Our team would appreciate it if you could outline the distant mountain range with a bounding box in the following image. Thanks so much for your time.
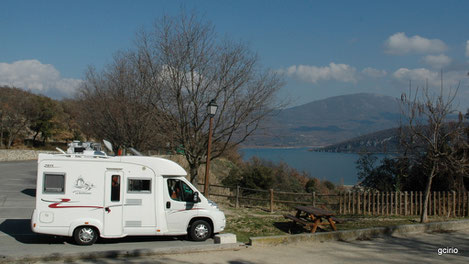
[244,93,402,147]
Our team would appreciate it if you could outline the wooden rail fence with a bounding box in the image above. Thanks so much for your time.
[339,191,469,217]
[204,183,469,217]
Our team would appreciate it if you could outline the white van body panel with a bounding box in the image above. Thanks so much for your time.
[31,153,225,240]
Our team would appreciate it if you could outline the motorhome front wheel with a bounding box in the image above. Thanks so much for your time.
[189,220,212,241]
[74,226,98,245]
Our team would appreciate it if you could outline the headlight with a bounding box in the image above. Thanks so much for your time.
[208,200,219,209]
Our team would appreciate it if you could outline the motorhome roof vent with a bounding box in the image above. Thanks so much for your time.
[66,141,106,156]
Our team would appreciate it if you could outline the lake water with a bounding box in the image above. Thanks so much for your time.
[239,148,362,185]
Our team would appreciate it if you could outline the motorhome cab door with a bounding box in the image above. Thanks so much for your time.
[164,177,197,233]
[103,171,124,237]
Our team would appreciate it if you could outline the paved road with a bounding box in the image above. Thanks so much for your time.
[41,229,469,264]
[0,161,217,260]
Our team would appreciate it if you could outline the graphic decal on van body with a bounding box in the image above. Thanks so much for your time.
[42,198,103,209]
[73,176,95,194]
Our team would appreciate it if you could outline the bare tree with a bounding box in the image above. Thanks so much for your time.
[78,51,167,152]
[400,79,469,223]
[136,12,284,182]
[78,11,283,183]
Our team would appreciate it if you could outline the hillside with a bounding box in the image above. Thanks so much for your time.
[317,127,401,153]
[244,93,401,147]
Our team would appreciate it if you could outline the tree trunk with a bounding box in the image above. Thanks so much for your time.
[189,163,199,184]
[420,164,436,223]
[6,135,13,149]
[32,131,39,142]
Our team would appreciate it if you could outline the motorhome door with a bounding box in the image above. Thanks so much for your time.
[103,171,124,236]
[164,178,197,232]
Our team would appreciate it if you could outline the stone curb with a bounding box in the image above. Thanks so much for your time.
[0,242,245,264]
[249,219,469,247]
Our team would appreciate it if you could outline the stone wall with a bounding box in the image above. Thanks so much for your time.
[0,150,58,162]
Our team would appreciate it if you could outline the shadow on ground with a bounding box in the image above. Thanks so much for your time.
[21,188,36,197]
[0,218,192,245]
[273,221,331,234]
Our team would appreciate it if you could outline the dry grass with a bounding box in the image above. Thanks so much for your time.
[215,200,468,243]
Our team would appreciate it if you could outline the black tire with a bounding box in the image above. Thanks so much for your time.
[73,226,98,245]
[189,220,212,241]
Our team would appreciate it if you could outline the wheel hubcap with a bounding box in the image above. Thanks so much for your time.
[194,224,208,239]
[78,228,94,243]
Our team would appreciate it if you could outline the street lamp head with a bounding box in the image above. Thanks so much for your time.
[207,99,218,117]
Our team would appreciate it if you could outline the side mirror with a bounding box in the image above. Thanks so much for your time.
[193,192,199,203]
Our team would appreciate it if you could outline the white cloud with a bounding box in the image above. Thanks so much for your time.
[393,68,439,85]
[284,63,358,83]
[466,40,469,57]
[362,67,387,78]
[422,54,452,69]
[0,60,82,96]
[393,67,465,87]
[385,32,447,55]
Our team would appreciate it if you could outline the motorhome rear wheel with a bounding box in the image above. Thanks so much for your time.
[74,226,98,245]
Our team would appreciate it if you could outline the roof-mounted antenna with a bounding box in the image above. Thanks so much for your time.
[103,140,113,154]
[129,147,143,156]
[56,147,66,154]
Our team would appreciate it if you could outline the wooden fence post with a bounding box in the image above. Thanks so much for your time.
[339,192,343,215]
[363,192,366,215]
[432,191,436,216]
[410,192,413,215]
[447,191,450,217]
[352,192,356,215]
[313,192,316,207]
[458,192,461,217]
[419,191,423,215]
[347,191,352,214]
[395,192,399,215]
[368,191,371,215]
[235,185,240,208]
[386,192,389,216]
[373,192,376,216]
[357,192,361,215]
[463,192,469,216]
[381,192,385,215]
[465,192,468,217]
[428,191,431,216]
[451,191,456,217]
[444,192,448,216]
[342,192,345,214]
[270,189,274,213]
[344,192,347,214]
[404,192,407,215]
[390,192,394,215]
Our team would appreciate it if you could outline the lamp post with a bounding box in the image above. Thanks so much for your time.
[204,99,218,197]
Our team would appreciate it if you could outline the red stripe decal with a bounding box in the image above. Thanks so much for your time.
[47,198,103,209]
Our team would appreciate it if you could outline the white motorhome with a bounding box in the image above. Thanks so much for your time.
[31,150,226,245]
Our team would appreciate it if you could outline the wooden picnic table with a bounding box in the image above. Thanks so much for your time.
[284,206,340,233]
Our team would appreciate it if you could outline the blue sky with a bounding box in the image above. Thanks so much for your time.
[1,0,469,108]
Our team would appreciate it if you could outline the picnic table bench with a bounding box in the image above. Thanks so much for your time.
[283,206,342,233]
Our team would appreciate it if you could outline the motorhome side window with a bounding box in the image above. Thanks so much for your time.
[111,175,120,202]
[168,179,195,202]
[128,179,151,193]
[43,173,65,193]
